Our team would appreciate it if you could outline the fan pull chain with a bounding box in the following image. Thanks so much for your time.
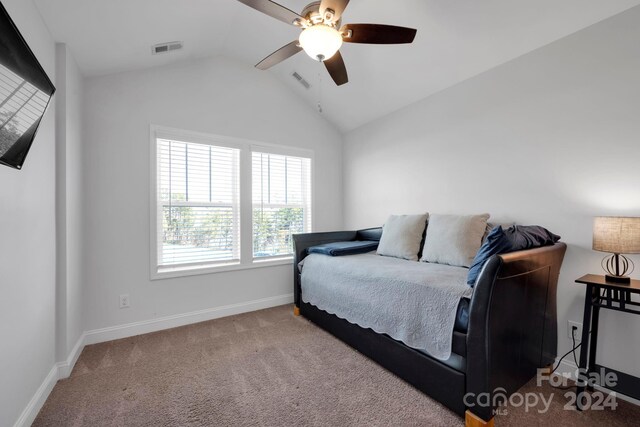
[317,72,323,114]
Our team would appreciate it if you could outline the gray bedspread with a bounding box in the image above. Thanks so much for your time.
[301,252,473,360]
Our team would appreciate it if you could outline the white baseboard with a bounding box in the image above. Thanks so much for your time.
[56,333,87,379]
[553,358,640,406]
[53,294,291,376]
[12,333,86,427]
[12,294,293,427]
[84,293,294,345]
[12,365,58,427]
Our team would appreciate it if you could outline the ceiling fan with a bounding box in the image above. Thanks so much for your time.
[236,0,417,86]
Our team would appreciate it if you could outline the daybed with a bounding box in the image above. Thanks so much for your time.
[293,226,566,426]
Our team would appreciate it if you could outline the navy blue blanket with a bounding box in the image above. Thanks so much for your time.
[467,225,561,287]
[307,240,379,256]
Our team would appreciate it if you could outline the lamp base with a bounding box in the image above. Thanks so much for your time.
[602,253,634,285]
[604,274,631,284]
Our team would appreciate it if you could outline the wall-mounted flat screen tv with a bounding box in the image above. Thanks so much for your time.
[0,1,55,170]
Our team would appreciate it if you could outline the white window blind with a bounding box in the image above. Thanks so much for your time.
[157,138,240,268]
[252,151,311,258]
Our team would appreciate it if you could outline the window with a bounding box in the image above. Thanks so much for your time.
[151,126,313,279]
[252,152,312,259]
[157,138,240,268]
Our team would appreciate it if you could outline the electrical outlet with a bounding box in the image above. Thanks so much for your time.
[119,294,130,309]
[567,320,582,342]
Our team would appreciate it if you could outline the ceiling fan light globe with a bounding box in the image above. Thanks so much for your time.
[299,24,343,62]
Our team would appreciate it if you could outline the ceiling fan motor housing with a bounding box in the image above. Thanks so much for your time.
[300,2,341,28]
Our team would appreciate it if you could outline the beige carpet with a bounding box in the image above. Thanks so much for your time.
[34,305,638,426]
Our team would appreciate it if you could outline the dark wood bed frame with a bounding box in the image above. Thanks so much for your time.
[293,228,566,427]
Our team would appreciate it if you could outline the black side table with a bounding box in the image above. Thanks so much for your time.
[575,274,640,410]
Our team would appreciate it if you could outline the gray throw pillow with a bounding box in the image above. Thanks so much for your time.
[421,213,490,267]
[377,214,429,261]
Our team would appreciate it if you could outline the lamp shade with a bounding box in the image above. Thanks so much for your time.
[593,216,640,254]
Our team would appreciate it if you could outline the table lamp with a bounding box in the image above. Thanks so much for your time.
[593,216,640,284]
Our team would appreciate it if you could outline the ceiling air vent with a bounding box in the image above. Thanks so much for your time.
[152,41,183,55]
[292,71,311,89]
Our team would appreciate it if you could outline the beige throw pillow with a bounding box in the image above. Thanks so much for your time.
[421,213,490,267]
[377,214,429,261]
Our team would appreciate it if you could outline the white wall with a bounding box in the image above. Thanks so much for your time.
[55,43,85,362]
[343,7,640,376]
[82,55,343,331]
[0,1,57,425]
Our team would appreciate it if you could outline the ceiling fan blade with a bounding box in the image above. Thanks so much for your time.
[319,0,350,22]
[341,24,417,44]
[324,51,348,86]
[236,0,304,26]
[255,41,302,70]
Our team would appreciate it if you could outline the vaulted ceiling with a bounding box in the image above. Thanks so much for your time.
[34,0,640,132]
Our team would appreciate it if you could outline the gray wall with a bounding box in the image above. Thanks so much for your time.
[343,7,640,376]
[0,5,85,425]
[81,55,343,331]
[0,1,57,425]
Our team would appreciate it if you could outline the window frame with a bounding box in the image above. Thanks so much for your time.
[149,125,314,280]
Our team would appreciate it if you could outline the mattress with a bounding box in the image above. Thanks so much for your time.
[300,252,473,360]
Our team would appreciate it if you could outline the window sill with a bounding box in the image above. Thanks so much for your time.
[151,258,293,281]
